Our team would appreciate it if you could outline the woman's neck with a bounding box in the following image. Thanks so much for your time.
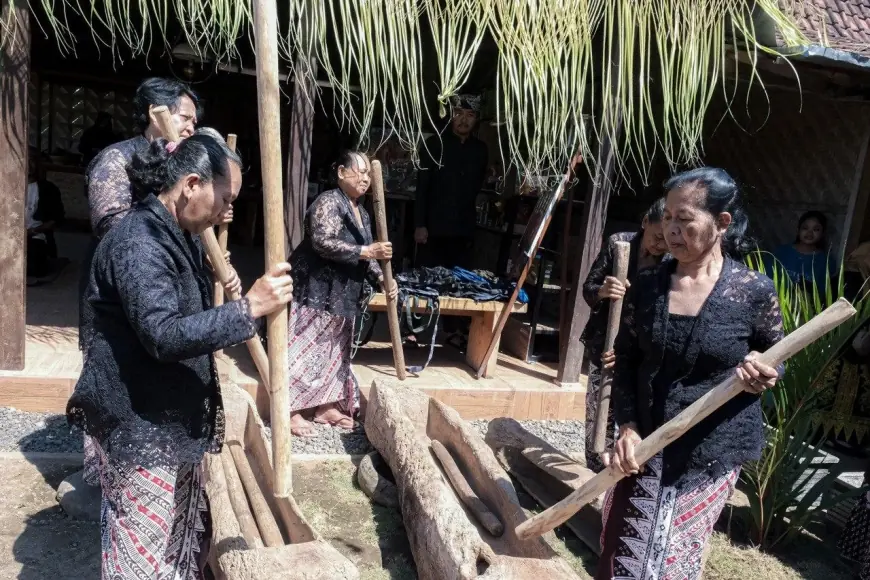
[793,242,819,254]
[340,187,360,206]
[675,246,724,279]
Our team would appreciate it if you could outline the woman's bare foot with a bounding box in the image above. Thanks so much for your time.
[291,412,316,437]
[313,404,355,430]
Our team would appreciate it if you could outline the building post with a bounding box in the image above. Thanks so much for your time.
[284,56,317,254]
[0,1,30,370]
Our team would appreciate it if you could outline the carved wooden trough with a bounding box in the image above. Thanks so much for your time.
[365,380,581,579]
[204,383,358,580]
[484,418,603,555]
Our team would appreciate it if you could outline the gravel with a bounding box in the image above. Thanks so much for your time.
[0,408,83,453]
[0,406,586,457]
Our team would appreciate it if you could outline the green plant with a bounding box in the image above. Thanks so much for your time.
[741,252,870,550]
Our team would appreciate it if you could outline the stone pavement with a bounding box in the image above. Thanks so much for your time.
[0,455,99,579]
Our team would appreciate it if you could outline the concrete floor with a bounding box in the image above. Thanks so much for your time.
[0,456,99,579]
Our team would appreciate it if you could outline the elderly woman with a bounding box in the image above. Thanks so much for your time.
[67,133,292,579]
[599,168,784,580]
[288,150,396,437]
[580,197,668,472]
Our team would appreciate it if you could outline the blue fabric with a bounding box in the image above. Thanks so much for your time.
[451,267,529,304]
[766,244,835,288]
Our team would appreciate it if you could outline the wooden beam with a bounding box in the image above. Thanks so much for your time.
[845,128,870,255]
[0,2,29,370]
[555,134,619,386]
[284,52,317,253]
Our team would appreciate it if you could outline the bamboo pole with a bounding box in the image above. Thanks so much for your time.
[369,160,406,380]
[592,241,631,454]
[515,297,857,540]
[213,134,238,314]
[229,443,285,547]
[253,0,292,497]
[431,440,503,536]
[149,108,271,389]
[220,447,264,548]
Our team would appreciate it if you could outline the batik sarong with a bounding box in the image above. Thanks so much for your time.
[93,442,211,580]
[596,454,739,580]
[839,490,870,580]
[287,303,359,415]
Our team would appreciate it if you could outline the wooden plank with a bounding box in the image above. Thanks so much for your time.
[368,293,527,314]
[0,1,29,370]
[466,310,500,377]
[556,134,619,385]
[846,127,870,254]
[284,51,317,253]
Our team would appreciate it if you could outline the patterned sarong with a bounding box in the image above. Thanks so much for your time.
[596,454,738,580]
[287,303,359,415]
[93,442,210,580]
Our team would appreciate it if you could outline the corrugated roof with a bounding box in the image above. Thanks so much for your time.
[782,0,870,55]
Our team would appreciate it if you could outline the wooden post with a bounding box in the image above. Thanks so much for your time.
[845,128,870,255]
[285,53,317,253]
[253,0,293,497]
[370,160,407,380]
[556,133,619,386]
[517,298,857,540]
[0,2,29,370]
[591,240,630,454]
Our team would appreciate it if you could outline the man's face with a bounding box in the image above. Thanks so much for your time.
[451,108,477,137]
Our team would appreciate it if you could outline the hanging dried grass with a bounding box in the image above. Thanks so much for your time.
[0,0,841,177]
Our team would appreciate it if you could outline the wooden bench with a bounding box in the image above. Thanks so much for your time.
[367,294,528,377]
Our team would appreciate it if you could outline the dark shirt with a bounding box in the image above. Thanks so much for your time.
[414,131,488,238]
[86,135,148,238]
[68,194,258,467]
[290,189,383,319]
[613,257,784,486]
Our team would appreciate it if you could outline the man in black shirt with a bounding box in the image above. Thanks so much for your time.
[414,94,489,269]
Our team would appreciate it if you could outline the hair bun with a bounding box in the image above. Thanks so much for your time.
[127,139,172,201]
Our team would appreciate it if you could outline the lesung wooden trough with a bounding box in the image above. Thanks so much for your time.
[204,383,358,580]
[365,380,581,580]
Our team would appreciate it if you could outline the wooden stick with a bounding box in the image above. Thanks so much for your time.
[221,446,264,548]
[150,108,272,389]
[213,134,238,312]
[475,174,571,378]
[253,0,293,497]
[592,240,631,454]
[369,160,407,380]
[229,442,285,547]
[515,297,857,540]
[431,440,504,537]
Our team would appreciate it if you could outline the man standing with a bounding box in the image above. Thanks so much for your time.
[78,112,120,168]
[414,94,489,269]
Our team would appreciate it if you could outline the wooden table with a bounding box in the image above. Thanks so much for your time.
[368,294,528,378]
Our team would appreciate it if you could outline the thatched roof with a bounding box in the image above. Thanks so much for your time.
[1,1,863,177]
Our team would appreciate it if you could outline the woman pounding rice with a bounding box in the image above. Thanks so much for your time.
[67,133,292,579]
[580,197,668,472]
[599,167,784,580]
[288,150,397,437]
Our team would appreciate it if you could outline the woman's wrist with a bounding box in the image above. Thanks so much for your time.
[360,245,371,260]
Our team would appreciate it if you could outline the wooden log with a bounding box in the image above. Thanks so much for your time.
[430,439,504,537]
[369,160,406,380]
[149,108,272,390]
[516,297,858,540]
[592,240,630,454]
[0,2,29,370]
[229,442,285,547]
[221,447,264,548]
[253,0,293,497]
